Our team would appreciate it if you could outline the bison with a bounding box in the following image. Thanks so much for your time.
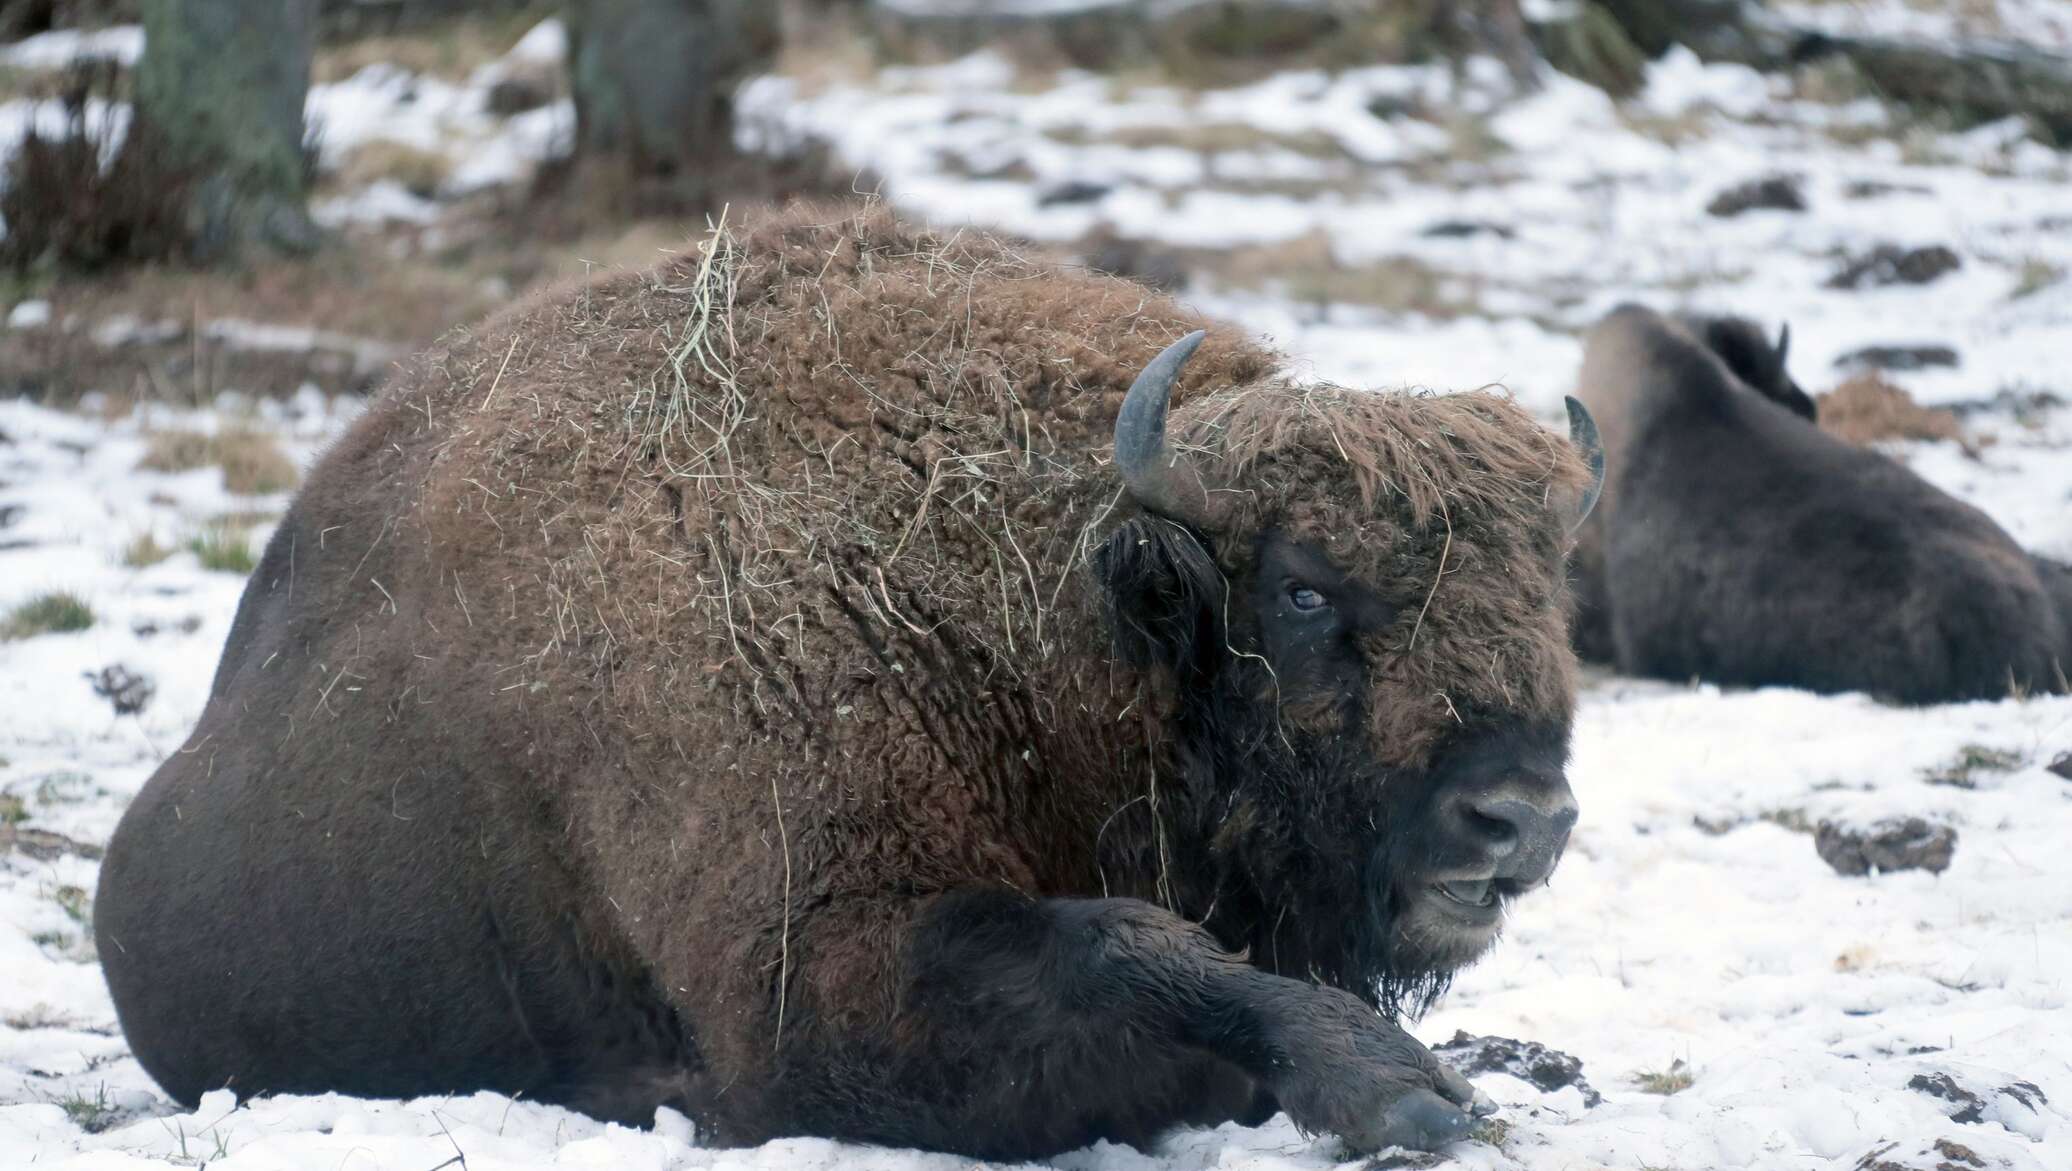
[96,204,1602,1159]
[1570,302,2067,702]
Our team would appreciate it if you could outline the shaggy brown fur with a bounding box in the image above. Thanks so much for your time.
[97,203,1590,1159]
[1570,304,2065,702]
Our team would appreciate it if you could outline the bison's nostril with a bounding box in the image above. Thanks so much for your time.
[1463,809,1519,855]
[1471,797,1575,843]
[1465,793,1577,886]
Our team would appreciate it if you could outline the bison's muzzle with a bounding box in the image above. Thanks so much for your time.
[1414,730,1576,925]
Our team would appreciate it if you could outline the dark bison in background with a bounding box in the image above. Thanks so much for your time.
[96,204,1602,1159]
[1570,302,2068,703]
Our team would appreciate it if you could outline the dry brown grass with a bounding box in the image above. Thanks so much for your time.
[0,65,193,273]
[0,208,720,405]
[136,429,214,473]
[772,1,881,94]
[54,250,496,348]
[1212,231,1480,318]
[1067,122,1347,159]
[138,428,299,495]
[332,141,453,199]
[1619,106,1713,146]
[314,8,550,84]
[1817,373,1972,451]
[45,217,678,345]
[217,433,299,495]
[119,532,172,568]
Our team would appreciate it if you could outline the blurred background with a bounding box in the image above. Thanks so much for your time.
[0,0,2064,414]
[2,4,2071,1168]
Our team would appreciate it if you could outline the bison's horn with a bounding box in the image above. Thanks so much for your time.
[1564,395,1605,532]
[1775,322,1791,367]
[1116,330,1219,526]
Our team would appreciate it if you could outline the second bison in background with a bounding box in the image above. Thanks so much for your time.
[1572,303,2068,703]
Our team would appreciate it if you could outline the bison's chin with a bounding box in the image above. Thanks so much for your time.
[1367,880,1513,1018]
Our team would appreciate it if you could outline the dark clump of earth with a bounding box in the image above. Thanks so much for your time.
[1077,227,1189,291]
[1420,219,1515,239]
[85,662,155,716]
[1707,174,1806,217]
[1815,817,1957,876]
[1826,244,1962,289]
[1433,1031,1603,1107]
[1833,344,1960,372]
[1036,179,1114,207]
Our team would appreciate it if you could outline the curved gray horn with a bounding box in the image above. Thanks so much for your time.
[1115,330,1218,525]
[1563,395,1605,532]
[1775,322,1791,366]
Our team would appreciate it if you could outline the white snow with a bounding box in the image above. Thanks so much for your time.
[1773,0,2072,52]
[503,17,569,67]
[736,30,2072,416]
[5,2,2072,1168]
[1636,46,1769,120]
[7,390,2070,1169]
[310,179,444,229]
[306,63,574,198]
[6,300,50,329]
[0,25,142,70]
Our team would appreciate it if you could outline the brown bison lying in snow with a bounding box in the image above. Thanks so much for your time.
[1570,303,2067,702]
[96,205,1602,1159]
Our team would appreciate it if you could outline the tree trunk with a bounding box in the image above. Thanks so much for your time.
[1593,0,1747,58]
[135,0,318,261]
[563,0,781,210]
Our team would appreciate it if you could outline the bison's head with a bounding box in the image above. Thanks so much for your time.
[1097,332,1603,1016]
[1680,313,1814,422]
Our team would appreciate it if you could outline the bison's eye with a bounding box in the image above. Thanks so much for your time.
[1288,585,1328,612]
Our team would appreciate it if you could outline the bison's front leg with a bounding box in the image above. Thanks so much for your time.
[891,890,1491,1156]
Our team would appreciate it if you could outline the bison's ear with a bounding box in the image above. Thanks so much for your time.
[1095,517,1227,680]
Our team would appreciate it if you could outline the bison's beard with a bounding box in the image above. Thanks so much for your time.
[1175,708,1476,1025]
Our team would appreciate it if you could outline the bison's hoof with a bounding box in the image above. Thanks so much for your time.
[1368,1088,1477,1152]
[1279,1058,1490,1154]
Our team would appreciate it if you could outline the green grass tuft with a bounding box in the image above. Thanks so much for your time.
[2011,258,2064,301]
[1924,744,2025,789]
[1,591,94,640]
[187,524,258,574]
[0,793,24,825]
[1470,1114,1513,1150]
[1541,2,1647,97]
[57,1083,117,1133]
[53,884,91,926]
[1633,1059,1694,1096]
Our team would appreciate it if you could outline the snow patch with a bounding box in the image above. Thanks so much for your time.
[0,25,143,70]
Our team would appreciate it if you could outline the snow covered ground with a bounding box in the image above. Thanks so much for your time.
[5,4,2072,1169]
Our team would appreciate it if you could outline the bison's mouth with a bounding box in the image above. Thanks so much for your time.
[1433,878,1498,910]
[1422,875,1528,927]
